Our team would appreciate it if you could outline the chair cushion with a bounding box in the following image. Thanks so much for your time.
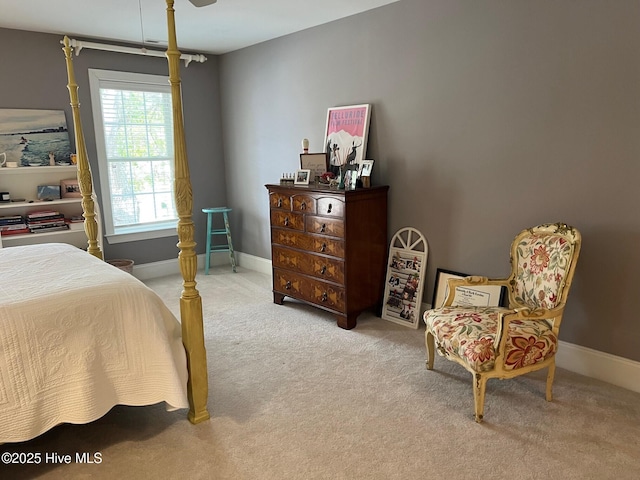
[424,306,558,373]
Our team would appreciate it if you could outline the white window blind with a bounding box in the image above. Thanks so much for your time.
[89,69,178,243]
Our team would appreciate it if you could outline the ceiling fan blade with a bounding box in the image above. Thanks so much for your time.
[189,0,217,6]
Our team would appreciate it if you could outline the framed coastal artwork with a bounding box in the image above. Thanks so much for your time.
[0,109,72,167]
[323,104,371,178]
[381,227,429,329]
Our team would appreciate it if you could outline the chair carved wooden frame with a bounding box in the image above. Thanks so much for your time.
[423,223,581,422]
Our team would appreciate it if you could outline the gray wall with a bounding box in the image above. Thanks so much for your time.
[219,0,640,361]
[1,0,639,363]
[0,27,226,264]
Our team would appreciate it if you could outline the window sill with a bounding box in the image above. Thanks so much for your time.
[105,224,177,244]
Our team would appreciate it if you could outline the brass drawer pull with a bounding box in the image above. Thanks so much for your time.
[285,281,292,290]
[321,292,328,302]
[320,223,326,233]
[327,203,332,213]
[300,201,306,210]
[320,242,327,252]
[284,217,289,226]
[277,198,283,208]
[320,265,327,275]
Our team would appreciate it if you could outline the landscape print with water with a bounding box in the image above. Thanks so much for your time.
[0,109,72,166]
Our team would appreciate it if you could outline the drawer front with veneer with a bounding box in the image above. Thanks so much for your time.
[316,196,345,217]
[269,192,292,210]
[271,229,345,258]
[306,215,344,238]
[270,210,304,231]
[273,268,346,312]
[291,194,316,214]
[272,245,344,284]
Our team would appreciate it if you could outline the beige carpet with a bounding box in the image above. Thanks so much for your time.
[2,267,640,479]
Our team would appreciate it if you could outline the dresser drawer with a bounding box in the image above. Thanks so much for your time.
[306,215,344,238]
[273,268,345,312]
[269,191,291,210]
[272,246,345,284]
[270,210,305,231]
[316,196,345,217]
[271,229,345,258]
[291,194,316,214]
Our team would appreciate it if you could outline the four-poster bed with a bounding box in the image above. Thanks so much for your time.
[0,0,209,443]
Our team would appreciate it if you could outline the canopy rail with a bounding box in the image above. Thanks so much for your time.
[60,37,207,67]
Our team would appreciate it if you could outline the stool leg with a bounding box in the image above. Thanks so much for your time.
[205,212,212,275]
[223,211,237,273]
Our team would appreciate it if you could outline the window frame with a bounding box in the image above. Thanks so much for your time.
[88,68,177,244]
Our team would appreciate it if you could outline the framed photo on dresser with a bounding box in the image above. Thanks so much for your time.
[294,169,311,185]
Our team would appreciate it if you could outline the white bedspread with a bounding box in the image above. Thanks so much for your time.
[0,243,188,443]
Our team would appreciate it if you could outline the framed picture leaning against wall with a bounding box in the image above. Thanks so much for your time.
[323,104,371,178]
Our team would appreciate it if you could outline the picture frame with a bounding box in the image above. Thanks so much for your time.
[0,109,72,167]
[358,159,374,178]
[381,227,429,329]
[294,169,311,185]
[432,268,506,309]
[37,185,61,201]
[300,153,328,180]
[323,104,371,177]
[60,178,81,198]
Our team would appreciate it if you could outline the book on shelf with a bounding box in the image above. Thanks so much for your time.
[26,210,62,219]
[65,218,84,231]
[29,225,70,234]
[0,215,26,226]
[0,223,29,232]
[26,215,65,225]
[0,227,30,236]
[28,221,67,231]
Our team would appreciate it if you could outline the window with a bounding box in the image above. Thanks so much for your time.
[89,69,177,243]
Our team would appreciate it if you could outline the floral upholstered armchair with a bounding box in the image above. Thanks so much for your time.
[423,223,581,422]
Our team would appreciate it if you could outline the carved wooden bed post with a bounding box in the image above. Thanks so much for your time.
[166,0,210,424]
[62,36,103,260]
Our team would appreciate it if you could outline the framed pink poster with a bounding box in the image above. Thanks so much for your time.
[323,104,371,177]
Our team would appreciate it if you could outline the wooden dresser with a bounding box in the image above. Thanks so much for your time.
[266,184,389,329]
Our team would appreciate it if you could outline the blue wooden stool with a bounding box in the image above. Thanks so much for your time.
[202,207,237,274]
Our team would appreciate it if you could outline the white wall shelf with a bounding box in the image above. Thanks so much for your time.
[0,165,77,175]
[0,165,85,248]
[0,198,81,210]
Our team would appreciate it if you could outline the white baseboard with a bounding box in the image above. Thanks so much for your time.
[556,341,640,394]
[131,251,271,281]
[235,251,272,275]
[135,255,640,394]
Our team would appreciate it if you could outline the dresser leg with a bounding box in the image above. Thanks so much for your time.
[273,292,285,305]
[336,313,357,330]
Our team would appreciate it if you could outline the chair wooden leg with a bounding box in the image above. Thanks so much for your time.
[473,373,487,423]
[546,360,556,401]
[425,331,435,370]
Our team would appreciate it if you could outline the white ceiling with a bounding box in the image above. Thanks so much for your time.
[0,0,400,55]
